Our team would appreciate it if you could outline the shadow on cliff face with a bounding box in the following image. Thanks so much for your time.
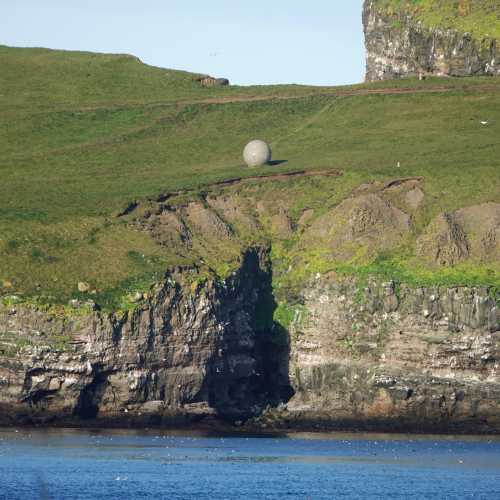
[206,247,294,422]
[253,275,295,409]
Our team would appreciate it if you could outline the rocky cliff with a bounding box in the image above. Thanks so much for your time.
[1,175,499,433]
[1,258,498,433]
[363,0,500,81]
[0,249,291,426]
[273,279,499,433]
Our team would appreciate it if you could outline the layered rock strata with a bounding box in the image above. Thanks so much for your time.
[363,0,500,81]
[0,249,291,426]
[274,279,500,434]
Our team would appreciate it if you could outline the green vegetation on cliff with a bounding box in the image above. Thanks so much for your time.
[375,0,500,39]
[0,45,499,306]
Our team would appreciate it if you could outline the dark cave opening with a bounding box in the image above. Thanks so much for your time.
[74,371,109,420]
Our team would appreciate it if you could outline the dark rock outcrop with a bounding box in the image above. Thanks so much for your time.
[363,0,500,81]
[198,76,230,87]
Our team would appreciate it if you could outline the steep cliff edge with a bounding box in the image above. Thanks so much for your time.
[363,0,500,81]
[0,248,291,426]
[1,177,498,432]
[2,261,498,433]
[272,279,499,434]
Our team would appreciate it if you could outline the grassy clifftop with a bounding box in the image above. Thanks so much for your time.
[1,45,499,307]
[374,0,500,39]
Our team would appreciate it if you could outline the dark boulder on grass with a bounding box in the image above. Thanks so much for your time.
[198,75,230,87]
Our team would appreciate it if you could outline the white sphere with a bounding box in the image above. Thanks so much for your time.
[243,140,272,167]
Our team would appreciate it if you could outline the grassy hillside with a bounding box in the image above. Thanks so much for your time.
[1,45,499,306]
[375,0,500,39]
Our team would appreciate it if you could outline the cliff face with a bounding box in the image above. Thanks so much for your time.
[363,0,500,81]
[1,176,499,432]
[2,268,498,432]
[280,280,500,433]
[0,248,291,426]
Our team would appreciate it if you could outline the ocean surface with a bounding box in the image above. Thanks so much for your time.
[0,428,499,499]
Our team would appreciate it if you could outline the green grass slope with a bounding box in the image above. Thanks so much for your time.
[374,0,500,39]
[1,45,499,305]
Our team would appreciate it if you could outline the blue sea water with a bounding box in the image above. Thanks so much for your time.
[0,428,499,499]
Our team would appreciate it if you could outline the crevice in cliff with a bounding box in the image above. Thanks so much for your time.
[205,246,294,422]
[253,268,295,408]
